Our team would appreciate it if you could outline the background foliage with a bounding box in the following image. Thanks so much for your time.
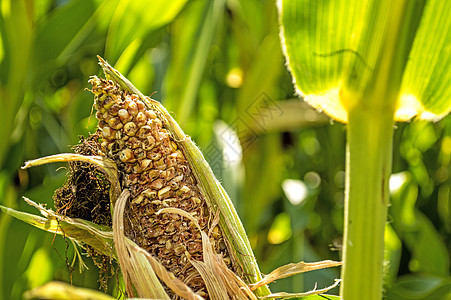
[0,0,450,299]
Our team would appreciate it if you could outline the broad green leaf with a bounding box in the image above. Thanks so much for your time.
[105,0,188,63]
[33,0,97,65]
[279,0,451,123]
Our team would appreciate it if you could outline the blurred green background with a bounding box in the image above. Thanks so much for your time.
[0,0,450,299]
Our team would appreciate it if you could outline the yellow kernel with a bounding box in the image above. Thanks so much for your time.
[158,186,171,199]
[108,117,123,130]
[118,109,130,123]
[135,112,146,126]
[124,122,137,136]
[119,148,134,162]
[146,110,157,119]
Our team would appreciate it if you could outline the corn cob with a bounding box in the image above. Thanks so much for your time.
[88,76,232,297]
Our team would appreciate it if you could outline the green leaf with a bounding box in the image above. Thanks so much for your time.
[105,0,188,62]
[33,0,97,65]
[0,199,115,258]
[279,0,451,123]
[164,0,225,126]
[23,281,116,300]
[386,275,451,300]
[398,0,451,121]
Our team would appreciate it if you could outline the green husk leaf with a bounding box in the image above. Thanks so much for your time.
[22,153,121,204]
[0,198,114,258]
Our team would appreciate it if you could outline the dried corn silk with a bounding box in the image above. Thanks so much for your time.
[89,76,231,296]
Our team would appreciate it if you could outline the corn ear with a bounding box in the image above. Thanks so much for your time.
[97,56,270,296]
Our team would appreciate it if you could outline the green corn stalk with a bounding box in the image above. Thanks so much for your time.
[279,0,451,299]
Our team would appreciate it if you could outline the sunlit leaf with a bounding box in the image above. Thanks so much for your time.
[279,0,451,122]
[0,199,115,258]
[105,0,188,62]
[23,281,116,300]
[25,247,53,289]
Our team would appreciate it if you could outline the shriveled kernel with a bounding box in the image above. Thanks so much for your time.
[135,112,146,126]
[103,97,115,109]
[180,185,190,194]
[125,136,140,149]
[151,200,162,206]
[150,179,164,190]
[146,110,157,119]
[165,240,172,250]
[134,148,146,160]
[101,140,109,149]
[119,148,134,162]
[140,159,152,170]
[174,244,186,256]
[158,186,171,199]
[155,158,166,170]
[109,104,120,116]
[132,195,145,204]
[108,140,124,152]
[96,93,107,102]
[132,164,143,174]
[160,167,176,181]
[163,198,176,206]
[137,125,152,139]
[136,100,145,111]
[124,122,138,136]
[191,197,201,204]
[170,181,179,190]
[101,126,113,139]
[115,130,125,141]
[127,101,138,116]
[142,189,157,199]
[147,169,160,180]
[118,109,131,123]
[108,117,123,130]
[142,135,156,150]
[172,174,184,183]
[148,152,162,161]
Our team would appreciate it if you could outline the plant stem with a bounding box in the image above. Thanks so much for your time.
[340,106,394,300]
